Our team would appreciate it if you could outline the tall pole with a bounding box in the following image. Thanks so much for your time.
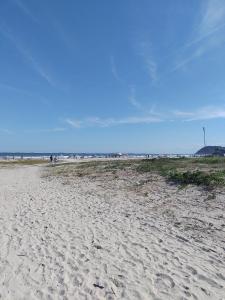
[203,127,206,147]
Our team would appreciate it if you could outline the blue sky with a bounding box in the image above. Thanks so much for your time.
[0,0,225,153]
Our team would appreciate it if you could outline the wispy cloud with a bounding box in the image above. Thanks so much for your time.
[66,119,83,128]
[0,24,56,86]
[138,41,158,84]
[198,0,225,36]
[145,58,158,83]
[185,22,225,49]
[128,86,162,119]
[25,127,66,133]
[66,115,162,128]
[173,0,225,71]
[12,0,39,24]
[66,104,225,129]
[172,48,204,72]
[13,0,76,54]
[110,55,123,83]
[173,105,225,121]
[128,86,142,110]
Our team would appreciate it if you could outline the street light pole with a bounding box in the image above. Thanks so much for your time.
[203,127,206,147]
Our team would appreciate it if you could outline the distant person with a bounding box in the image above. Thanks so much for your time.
[50,155,53,163]
[54,156,57,163]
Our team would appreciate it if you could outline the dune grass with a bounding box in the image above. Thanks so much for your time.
[193,157,225,164]
[46,159,138,178]
[47,157,225,188]
[168,170,225,187]
[0,159,47,166]
[136,157,225,187]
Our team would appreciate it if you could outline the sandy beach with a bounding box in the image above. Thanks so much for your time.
[0,161,225,300]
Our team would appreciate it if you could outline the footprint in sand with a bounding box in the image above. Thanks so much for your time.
[186,265,197,275]
[154,273,175,291]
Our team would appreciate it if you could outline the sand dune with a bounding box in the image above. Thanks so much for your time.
[0,164,225,299]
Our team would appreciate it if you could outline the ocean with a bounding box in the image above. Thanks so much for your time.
[0,152,192,159]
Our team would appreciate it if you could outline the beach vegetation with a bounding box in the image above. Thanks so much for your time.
[167,170,225,187]
[46,157,225,188]
[0,159,47,166]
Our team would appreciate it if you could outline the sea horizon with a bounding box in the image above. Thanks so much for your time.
[0,151,195,158]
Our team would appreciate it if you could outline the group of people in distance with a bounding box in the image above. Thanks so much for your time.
[50,155,57,164]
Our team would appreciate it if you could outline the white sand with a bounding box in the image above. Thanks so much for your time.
[0,164,225,300]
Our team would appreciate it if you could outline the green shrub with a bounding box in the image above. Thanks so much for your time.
[192,157,225,164]
[168,170,225,187]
